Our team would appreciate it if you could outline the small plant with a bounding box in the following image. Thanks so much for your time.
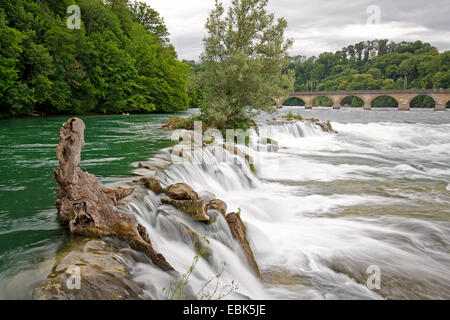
[237,208,242,217]
[204,136,215,145]
[195,231,210,245]
[281,112,303,120]
[163,255,198,300]
[196,261,238,300]
[163,255,239,300]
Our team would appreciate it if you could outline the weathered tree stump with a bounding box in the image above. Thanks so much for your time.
[53,118,174,272]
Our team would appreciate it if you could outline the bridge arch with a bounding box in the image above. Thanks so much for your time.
[340,95,365,107]
[408,94,437,108]
[283,97,305,106]
[370,95,399,108]
[312,96,333,107]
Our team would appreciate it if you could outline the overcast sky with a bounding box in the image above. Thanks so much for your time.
[144,0,450,61]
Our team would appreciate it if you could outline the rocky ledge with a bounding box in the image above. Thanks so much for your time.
[35,118,260,299]
[34,238,145,300]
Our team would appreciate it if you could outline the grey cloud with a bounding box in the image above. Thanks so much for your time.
[147,0,450,60]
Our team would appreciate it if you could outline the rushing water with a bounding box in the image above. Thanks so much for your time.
[1,107,449,299]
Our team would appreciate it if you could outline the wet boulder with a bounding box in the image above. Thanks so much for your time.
[206,199,227,216]
[136,177,164,195]
[159,216,213,260]
[161,198,209,222]
[306,118,337,133]
[226,213,260,278]
[33,239,144,300]
[138,162,161,171]
[165,183,198,200]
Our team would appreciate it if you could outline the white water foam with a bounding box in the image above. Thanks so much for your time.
[122,119,450,300]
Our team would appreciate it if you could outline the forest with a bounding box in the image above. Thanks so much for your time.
[286,40,450,107]
[1,1,448,116]
[186,40,449,108]
[0,0,191,116]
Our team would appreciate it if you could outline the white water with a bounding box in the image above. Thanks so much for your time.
[121,110,450,300]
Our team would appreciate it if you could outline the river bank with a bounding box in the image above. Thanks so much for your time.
[1,107,449,299]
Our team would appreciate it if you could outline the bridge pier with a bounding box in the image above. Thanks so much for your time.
[398,104,410,111]
[436,104,446,111]
[332,104,341,110]
[305,104,312,109]
[363,103,371,110]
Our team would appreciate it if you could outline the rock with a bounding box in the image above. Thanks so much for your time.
[162,116,186,130]
[138,162,160,171]
[136,177,164,195]
[105,187,134,205]
[33,238,144,300]
[161,198,209,221]
[165,183,198,200]
[306,118,337,133]
[225,213,260,278]
[168,219,212,260]
[53,118,174,272]
[222,144,256,173]
[157,213,212,260]
[261,271,304,286]
[206,199,227,216]
[184,228,212,260]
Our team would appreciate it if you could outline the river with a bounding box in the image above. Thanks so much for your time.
[0,107,449,299]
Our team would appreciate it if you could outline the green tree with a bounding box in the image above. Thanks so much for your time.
[0,0,190,116]
[0,11,27,114]
[128,1,170,45]
[199,0,294,129]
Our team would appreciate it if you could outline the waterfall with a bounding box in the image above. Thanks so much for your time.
[120,118,450,300]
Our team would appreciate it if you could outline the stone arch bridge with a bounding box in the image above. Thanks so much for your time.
[275,89,450,111]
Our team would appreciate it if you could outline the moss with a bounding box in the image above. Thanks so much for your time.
[282,113,303,120]
[204,136,215,144]
[162,116,186,130]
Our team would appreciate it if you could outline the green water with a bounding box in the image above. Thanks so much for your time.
[0,114,177,298]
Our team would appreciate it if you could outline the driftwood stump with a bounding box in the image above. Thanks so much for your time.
[53,118,174,272]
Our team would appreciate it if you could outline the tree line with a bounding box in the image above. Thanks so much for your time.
[0,0,192,116]
[186,39,449,108]
[2,0,447,118]
[286,40,449,107]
